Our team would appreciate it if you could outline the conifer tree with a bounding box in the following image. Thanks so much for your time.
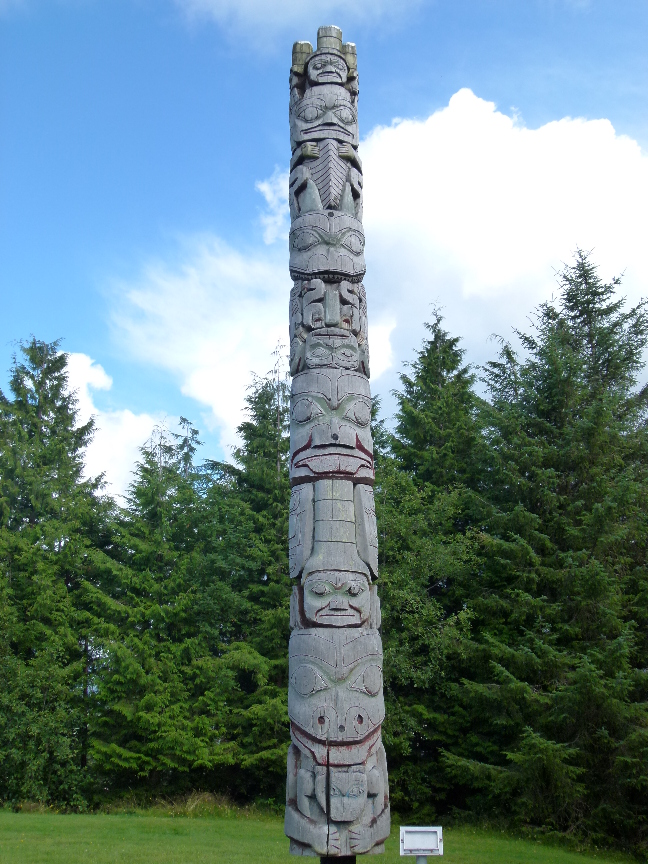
[0,339,113,805]
[438,252,648,851]
[91,373,292,803]
[392,311,488,494]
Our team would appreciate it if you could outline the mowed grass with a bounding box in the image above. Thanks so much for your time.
[0,811,631,864]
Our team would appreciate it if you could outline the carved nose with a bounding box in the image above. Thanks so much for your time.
[329,597,348,610]
[331,433,339,441]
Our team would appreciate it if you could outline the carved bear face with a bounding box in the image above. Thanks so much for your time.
[290,369,373,483]
[290,84,358,148]
[288,628,384,743]
[289,212,365,283]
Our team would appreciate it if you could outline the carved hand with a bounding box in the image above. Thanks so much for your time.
[301,142,320,159]
[338,143,361,168]
[348,825,373,854]
[326,824,341,856]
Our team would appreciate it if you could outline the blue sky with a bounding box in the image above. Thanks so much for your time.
[1,0,648,493]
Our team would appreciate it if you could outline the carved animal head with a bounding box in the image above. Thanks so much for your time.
[290,84,358,149]
[290,369,374,482]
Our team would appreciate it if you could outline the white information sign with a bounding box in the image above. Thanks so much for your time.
[400,826,443,856]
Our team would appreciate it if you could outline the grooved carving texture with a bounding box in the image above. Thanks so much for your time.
[285,26,389,859]
[308,141,348,210]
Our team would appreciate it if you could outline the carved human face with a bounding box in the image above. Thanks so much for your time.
[290,84,358,148]
[290,368,374,483]
[305,329,359,370]
[307,52,348,85]
[303,571,370,626]
[289,212,365,284]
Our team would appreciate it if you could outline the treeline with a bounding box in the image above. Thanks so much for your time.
[1,252,647,855]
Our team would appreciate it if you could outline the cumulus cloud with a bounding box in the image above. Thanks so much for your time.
[359,88,648,406]
[110,237,289,456]
[66,353,160,498]
[109,88,648,454]
[174,0,421,42]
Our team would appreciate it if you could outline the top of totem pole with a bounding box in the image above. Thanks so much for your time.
[291,25,357,75]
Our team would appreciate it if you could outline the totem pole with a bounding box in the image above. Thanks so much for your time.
[285,26,390,861]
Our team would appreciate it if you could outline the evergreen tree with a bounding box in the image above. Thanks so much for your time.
[392,312,489,494]
[0,339,114,806]
[91,372,292,803]
[434,253,648,852]
[2,257,646,853]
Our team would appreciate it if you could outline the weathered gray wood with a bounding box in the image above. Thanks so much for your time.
[285,25,389,858]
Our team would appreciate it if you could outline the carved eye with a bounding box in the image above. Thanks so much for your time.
[341,231,364,254]
[348,784,364,797]
[350,665,382,696]
[334,106,355,124]
[292,398,323,423]
[336,347,356,363]
[291,664,328,696]
[308,344,330,360]
[346,581,365,597]
[297,102,325,122]
[291,229,321,252]
[343,401,371,426]
[309,581,329,596]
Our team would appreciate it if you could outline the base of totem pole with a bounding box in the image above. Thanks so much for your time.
[320,858,356,864]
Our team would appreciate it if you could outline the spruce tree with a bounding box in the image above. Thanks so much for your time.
[439,252,648,852]
[92,373,292,803]
[0,339,113,806]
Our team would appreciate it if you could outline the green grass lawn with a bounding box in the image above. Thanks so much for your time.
[0,811,629,864]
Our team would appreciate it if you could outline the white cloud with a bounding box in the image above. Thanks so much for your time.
[110,237,289,456]
[108,88,648,454]
[368,319,396,381]
[256,168,290,244]
[174,0,421,41]
[66,353,160,498]
[359,88,648,406]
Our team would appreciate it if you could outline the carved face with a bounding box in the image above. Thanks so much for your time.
[290,369,374,482]
[303,571,371,626]
[290,84,358,148]
[305,329,359,370]
[288,628,385,743]
[297,279,361,335]
[290,212,365,285]
[328,769,367,822]
[307,52,348,85]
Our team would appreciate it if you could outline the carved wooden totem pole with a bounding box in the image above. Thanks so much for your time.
[285,26,390,861]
